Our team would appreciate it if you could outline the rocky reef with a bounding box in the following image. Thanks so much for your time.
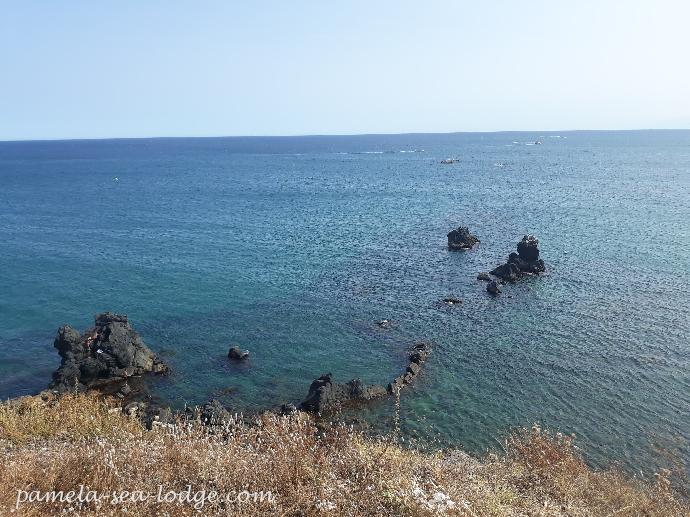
[447,226,480,250]
[50,312,168,393]
[299,342,431,414]
[387,342,431,393]
[490,235,546,281]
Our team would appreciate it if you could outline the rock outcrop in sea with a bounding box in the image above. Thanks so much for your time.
[447,227,480,250]
[50,312,168,393]
[299,375,388,413]
[299,342,431,413]
[486,280,501,296]
[387,342,431,393]
[490,235,546,281]
[228,345,249,360]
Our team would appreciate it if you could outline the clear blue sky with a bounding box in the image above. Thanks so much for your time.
[2,0,689,140]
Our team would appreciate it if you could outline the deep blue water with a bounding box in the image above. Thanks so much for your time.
[1,131,689,475]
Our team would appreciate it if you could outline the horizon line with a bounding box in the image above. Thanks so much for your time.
[1,127,689,144]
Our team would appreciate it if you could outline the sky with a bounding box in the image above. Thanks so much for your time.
[1,0,690,140]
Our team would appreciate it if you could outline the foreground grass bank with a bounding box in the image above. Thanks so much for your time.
[0,393,687,516]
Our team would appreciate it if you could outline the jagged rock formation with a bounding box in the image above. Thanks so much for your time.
[299,375,388,413]
[490,235,546,281]
[387,342,431,393]
[447,227,480,250]
[299,342,432,414]
[49,312,168,393]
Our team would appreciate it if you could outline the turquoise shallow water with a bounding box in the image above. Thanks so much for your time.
[1,131,689,474]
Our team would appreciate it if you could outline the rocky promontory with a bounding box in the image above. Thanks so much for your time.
[50,312,168,393]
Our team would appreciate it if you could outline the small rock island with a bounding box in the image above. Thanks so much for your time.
[50,312,168,393]
[447,226,480,250]
[490,235,546,281]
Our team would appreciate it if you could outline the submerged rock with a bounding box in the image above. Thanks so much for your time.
[490,235,546,281]
[447,226,480,250]
[228,346,249,361]
[477,272,491,281]
[486,280,501,296]
[376,319,392,329]
[49,312,168,393]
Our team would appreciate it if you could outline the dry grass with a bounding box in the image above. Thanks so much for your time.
[0,392,142,444]
[0,394,687,516]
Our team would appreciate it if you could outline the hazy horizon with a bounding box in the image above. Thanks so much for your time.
[2,1,690,141]
[2,127,690,144]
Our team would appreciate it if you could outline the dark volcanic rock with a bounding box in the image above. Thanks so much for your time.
[228,346,249,360]
[387,342,431,393]
[299,374,388,413]
[199,399,233,425]
[49,312,168,393]
[490,261,521,282]
[184,399,233,426]
[487,280,501,295]
[447,226,480,250]
[517,235,540,262]
[278,403,298,416]
[298,342,432,413]
[477,272,491,281]
[490,235,546,281]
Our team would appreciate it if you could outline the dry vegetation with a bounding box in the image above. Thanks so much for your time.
[0,393,687,516]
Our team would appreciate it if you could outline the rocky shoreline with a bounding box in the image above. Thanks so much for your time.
[26,231,547,427]
[38,311,434,427]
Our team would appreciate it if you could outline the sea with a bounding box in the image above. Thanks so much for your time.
[1,130,688,476]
